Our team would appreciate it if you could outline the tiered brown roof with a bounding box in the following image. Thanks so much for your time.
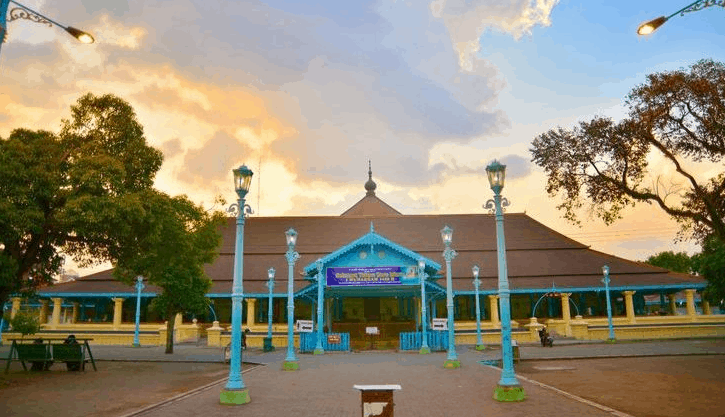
[41,175,705,297]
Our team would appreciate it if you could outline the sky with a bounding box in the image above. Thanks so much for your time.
[1,0,723,277]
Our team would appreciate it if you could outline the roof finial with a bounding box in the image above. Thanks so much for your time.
[370,221,374,233]
[364,160,377,196]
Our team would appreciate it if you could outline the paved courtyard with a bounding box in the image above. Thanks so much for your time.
[0,339,724,417]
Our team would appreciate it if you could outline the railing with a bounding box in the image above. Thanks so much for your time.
[398,331,447,351]
[299,332,350,352]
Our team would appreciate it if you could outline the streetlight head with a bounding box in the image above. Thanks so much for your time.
[418,259,425,270]
[232,164,254,198]
[637,16,667,35]
[268,267,276,280]
[472,265,479,279]
[285,228,298,247]
[65,26,95,44]
[485,160,506,191]
[440,225,453,245]
[602,264,610,275]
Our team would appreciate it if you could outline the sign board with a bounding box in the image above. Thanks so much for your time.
[327,334,341,344]
[365,326,379,335]
[295,320,313,333]
[327,266,414,287]
[432,318,448,331]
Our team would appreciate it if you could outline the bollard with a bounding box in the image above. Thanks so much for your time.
[353,385,401,417]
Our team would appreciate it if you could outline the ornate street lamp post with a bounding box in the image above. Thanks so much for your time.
[637,0,724,35]
[133,276,145,348]
[441,225,459,369]
[602,265,616,342]
[418,259,430,354]
[264,268,275,352]
[0,0,94,56]
[486,160,525,402]
[472,265,484,351]
[283,228,300,371]
[313,259,325,355]
[220,164,253,405]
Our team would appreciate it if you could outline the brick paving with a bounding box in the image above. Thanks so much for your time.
[2,339,724,417]
[134,347,619,417]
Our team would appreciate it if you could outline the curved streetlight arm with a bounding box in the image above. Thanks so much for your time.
[3,0,94,43]
[637,0,725,35]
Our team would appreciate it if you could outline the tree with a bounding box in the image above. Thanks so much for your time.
[7,310,40,340]
[691,235,725,305]
[530,59,725,245]
[644,251,693,274]
[0,93,163,308]
[114,190,225,354]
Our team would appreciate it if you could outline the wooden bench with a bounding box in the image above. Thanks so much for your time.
[14,343,53,371]
[4,338,97,373]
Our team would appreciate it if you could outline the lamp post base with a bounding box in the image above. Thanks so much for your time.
[606,338,616,344]
[313,348,324,355]
[443,359,460,369]
[133,343,141,348]
[493,384,526,402]
[220,388,251,405]
[419,346,431,354]
[282,360,299,371]
[475,344,487,351]
[263,337,275,352]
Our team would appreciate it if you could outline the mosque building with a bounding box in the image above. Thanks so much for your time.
[6,166,716,349]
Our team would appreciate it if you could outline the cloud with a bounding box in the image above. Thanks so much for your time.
[178,130,253,185]
[430,0,560,70]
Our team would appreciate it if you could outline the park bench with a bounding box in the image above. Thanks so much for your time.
[4,338,97,373]
[14,342,53,371]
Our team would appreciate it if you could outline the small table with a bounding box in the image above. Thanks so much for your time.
[4,337,97,373]
[353,384,401,417]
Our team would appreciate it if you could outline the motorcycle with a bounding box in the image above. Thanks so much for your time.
[538,328,554,347]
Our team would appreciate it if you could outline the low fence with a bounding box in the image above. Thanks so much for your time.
[299,332,350,352]
[398,331,448,351]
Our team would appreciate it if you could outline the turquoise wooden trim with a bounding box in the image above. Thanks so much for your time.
[299,332,350,352]
[399,331,447,351]
[301,226,442,275]
[36,292,157,298]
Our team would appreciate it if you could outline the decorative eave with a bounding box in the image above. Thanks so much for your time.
[303,222,441,277]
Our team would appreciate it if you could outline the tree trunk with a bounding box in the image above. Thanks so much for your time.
[165,313,175,354]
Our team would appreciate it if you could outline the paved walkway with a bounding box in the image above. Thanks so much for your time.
[2,338,724,417]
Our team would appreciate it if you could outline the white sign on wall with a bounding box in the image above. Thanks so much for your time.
[365,326,379,335]
[296,320,314,333]
[432,318,448,331]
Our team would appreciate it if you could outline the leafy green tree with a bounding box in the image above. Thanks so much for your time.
[691,235,725,305]
[530,59,725,243]
[114,191,225,354]
[0,93,163,308]
[8,310,40,340]
[644,251,693,274]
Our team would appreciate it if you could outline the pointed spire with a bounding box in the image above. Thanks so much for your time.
[365,160,377,196]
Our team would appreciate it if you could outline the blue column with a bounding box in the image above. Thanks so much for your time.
[602,265,616,341]
[441,226,459,368]
[313,259,325,355]
[133,276,145,347]
[0,0,9,57]
[490,189,525,401]
[283,228,300,370]
[473,268,484,350]
[220,195,250,404]
[419,260,430,354]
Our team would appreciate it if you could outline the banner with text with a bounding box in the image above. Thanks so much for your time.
[326,266,417,286]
